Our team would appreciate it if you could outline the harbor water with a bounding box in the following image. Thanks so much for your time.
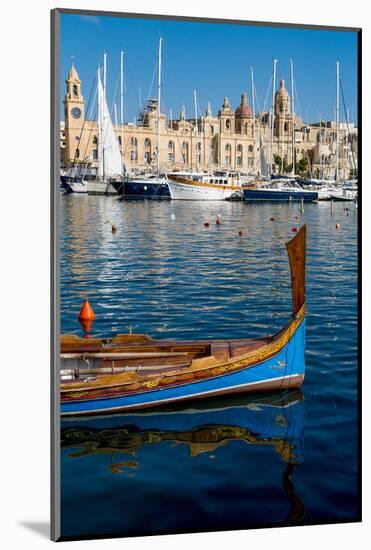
[60,196,359,538]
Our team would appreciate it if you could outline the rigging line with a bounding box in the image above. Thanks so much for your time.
[339,78,357,174]
[262,74,273,115]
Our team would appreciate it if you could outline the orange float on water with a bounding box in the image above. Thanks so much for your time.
[216,215,222,225]
[336,223,340,229]
[204,222,210,228]
[79,297,95,336]
[238,230,243,236]
[112,224,117,233]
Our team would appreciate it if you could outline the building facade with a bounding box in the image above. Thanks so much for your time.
[61,64,357,179]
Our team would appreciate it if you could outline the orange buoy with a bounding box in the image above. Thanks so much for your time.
[204,222,210,228]
[79,297,95,336]
[216,215,221,225]
[336,223,340,229]
[238,230,243,236]
[112,224,117,233]
[291,227,298,233]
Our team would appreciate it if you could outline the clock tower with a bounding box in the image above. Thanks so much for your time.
[64,63,85,163]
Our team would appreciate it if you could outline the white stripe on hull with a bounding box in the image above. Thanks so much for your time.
[61,373,304,416]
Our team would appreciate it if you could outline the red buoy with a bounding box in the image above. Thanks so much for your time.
[204,222,210,228]
[291,227,298,233]
[336,223,340,229]
[238,230,243,236]
[112,224,117,233]
[270,217,275,222]
[79,297,95,336]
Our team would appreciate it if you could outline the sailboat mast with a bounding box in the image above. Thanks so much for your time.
[250,66,256,174]
[194,89,198,170]
[103,51,107,181]
[290,58,295,177]
[156,37,163,175]
[120,50,124,175]
[270,59,277,177]
[335,61,340,182]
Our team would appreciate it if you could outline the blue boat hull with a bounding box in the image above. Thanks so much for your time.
[243,189,318,202]
[123,180,171,199]
[61,319,305,416]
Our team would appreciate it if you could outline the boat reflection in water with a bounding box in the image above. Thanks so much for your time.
[61,389,306,539]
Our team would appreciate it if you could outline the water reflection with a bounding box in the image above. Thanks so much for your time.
[61,390,305,536]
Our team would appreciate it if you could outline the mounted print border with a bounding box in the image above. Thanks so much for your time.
[51,8,362,542]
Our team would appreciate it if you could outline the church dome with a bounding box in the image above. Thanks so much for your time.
[235,92,252,117]
[275,79,289,97]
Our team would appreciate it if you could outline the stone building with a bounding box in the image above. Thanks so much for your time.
[61,64,357,179]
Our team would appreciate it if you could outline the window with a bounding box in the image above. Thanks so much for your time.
[144,151,150,162]
[237,144,243,153]
[92,149,98,160]
[131,136,137,146]
[75,148,80,159]
[244,123,248,134]
[73,84,78,96]
[182,142,187,151]
[225,143,231,152]
[226,119,230,129]
[144,138,151,148]
[196,142,202,151]
[168,140,175,151]
[211,125,214,135]
[130,150,137,161]
[224,156,230,165]
[236,157,242,166]
[248,145,253,153]
[168,153,174,162]
[118,136,122,145]
[284,122,288,132]
[93,135,98,145]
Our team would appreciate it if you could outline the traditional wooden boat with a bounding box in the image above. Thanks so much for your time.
[60,225,307,416]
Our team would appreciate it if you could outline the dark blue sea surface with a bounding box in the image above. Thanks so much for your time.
[60,197,359,539]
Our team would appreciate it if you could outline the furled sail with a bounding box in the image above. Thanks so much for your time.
[259,136,269,178]
[97,70,122,178]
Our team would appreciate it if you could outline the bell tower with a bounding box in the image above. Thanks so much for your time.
[64,63,84,128]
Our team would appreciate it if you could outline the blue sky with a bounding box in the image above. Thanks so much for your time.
[60,13,358,124]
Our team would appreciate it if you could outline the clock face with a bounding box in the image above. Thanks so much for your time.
[71,107,82,119]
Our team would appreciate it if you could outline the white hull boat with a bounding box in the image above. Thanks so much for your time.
[168,175,242,201]
[86,179,118,195]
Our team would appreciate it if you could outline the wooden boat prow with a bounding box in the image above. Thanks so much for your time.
[60,226,307,416]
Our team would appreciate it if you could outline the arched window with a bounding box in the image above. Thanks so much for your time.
[131,136,137,147]
[93,135,98,145]
[144,138,151,148]
[225,119,230,130]
[92,149,98,160]
[168,141,175,163]
[248,145,253,153]
[211,125,214,135]
[182,142,188,163]
[225,143,231,152]
[237,144,243,153]
[118,136,122,145]
[75,148,80,159]
[284,122,288,132]
[73,84,78,96]
[196,142,202,151]
[130,150,137,161]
